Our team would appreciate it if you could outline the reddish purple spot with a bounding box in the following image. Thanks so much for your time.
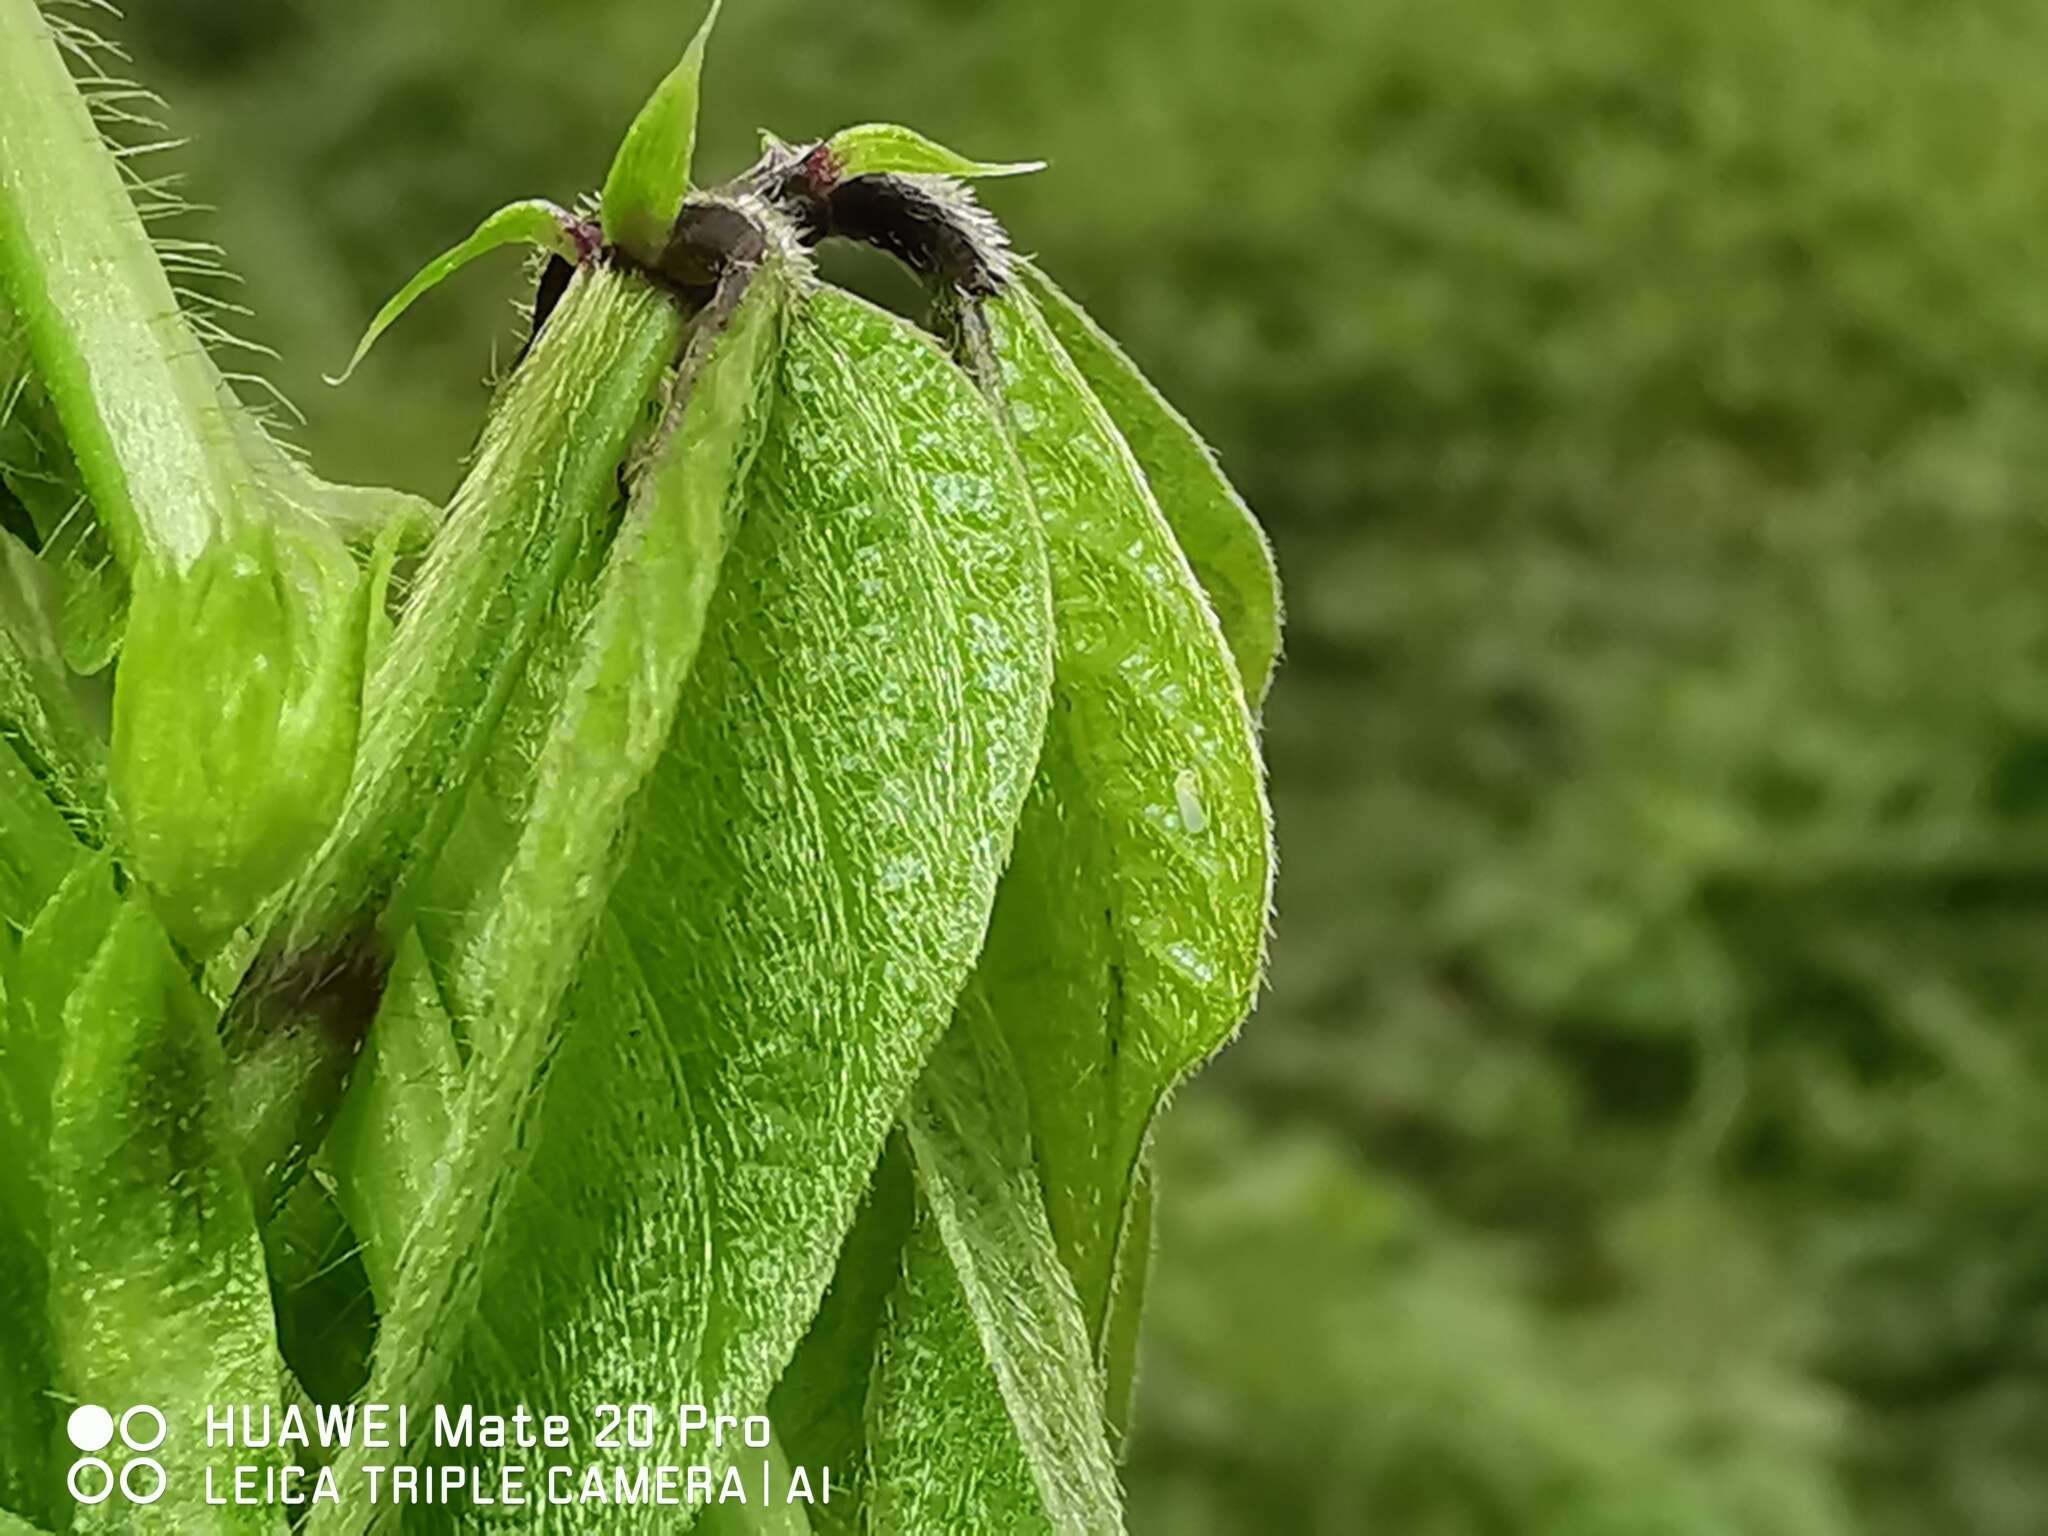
[800,141,843,197]
[568,216,605,263]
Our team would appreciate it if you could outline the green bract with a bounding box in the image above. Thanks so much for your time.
[0,3,1280,1531]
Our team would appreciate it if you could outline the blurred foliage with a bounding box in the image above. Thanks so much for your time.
[123,0,2048,1530]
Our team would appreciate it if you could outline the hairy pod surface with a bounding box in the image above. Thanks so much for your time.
[326,253,795,1497]
[331,285,1055,1532]
[220,265,687,1220]
[276,262,685,954]
[1020,264,1283,709]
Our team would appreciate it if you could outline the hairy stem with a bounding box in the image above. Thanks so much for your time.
[0,0,241,572]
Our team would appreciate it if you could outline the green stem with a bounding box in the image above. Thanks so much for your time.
[0,0,384,953]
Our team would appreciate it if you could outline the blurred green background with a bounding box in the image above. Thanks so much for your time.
[125,0,2048,1529]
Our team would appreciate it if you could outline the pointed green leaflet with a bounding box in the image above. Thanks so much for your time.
[600,0,722,261]
[826,123,1045,182]
[214,262,686,1230]
[322,285,1053,1532]
[318,257,790,1523]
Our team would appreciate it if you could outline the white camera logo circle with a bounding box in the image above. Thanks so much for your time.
[65,1404,167,1506]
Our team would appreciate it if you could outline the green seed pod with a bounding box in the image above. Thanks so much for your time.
[868,1003,1129,1536]
[323,243,796,1496]
[280,263,686,953]
[224,262,688,1219]
[970,287,1274,1348]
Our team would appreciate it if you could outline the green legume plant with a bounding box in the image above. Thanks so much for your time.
[0,2,1278,1530]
